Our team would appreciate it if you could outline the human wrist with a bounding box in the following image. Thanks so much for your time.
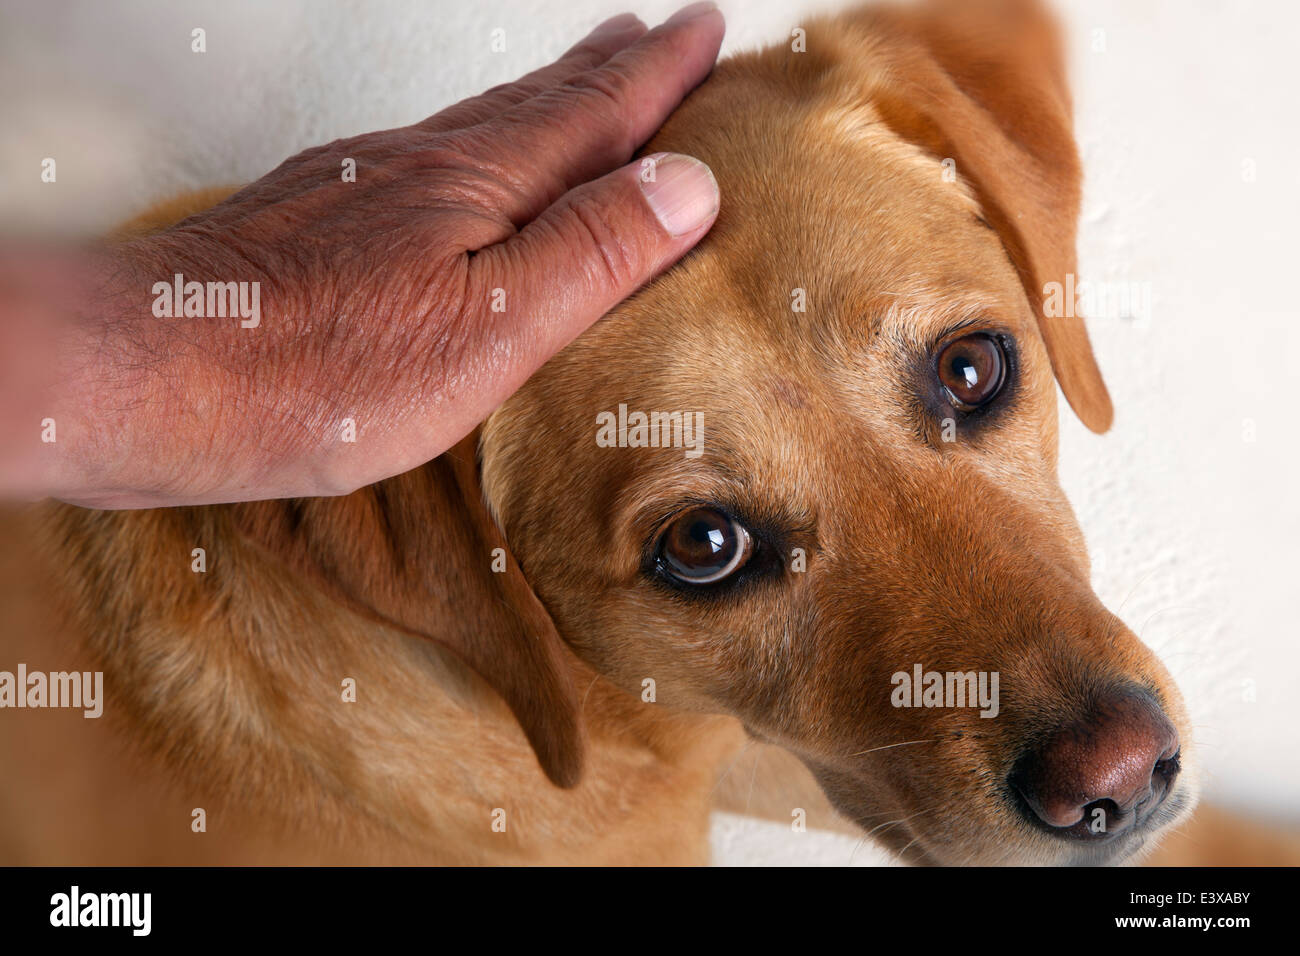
[12,236,248,508]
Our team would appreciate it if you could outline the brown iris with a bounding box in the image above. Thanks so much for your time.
[937,334,1006,409]
[659,508,752,585]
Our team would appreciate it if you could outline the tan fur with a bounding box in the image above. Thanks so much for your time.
[2,0,1280,865]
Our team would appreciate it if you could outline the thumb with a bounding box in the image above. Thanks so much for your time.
[468,151,719,369]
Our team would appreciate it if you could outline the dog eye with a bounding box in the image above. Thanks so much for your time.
[658,508,753,585]
[937,334,1006,409]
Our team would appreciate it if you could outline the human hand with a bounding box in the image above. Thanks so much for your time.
[16,3,723,508]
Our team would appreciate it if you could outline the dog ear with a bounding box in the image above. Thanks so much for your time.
[231,434,586,788]
[850,0,1114,432]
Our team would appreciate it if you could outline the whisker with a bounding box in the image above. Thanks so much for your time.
[847,738,937,758]
[866,806,937,841]
[1114,566,1164,616]
[849,806,939,865]
[898,834,923,859]
[744,745,761,813]
[707,738,755,800]
[1136,604,1214,636]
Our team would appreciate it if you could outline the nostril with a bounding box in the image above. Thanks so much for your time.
[1010,691,1181,841]
[1139,748,1181,821]
[1154,750,1181,784]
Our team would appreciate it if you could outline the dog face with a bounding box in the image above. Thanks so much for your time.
[479,1,1196,865]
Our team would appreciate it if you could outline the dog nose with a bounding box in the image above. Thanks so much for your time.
[1010,690,1180,839]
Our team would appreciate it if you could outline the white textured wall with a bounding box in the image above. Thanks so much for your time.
[2,0,1295,864]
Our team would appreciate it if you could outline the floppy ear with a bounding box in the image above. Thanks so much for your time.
[849,0,1113,432]
[231,434,586,788]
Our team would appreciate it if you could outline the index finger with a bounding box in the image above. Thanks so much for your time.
[416,13,648,134]
[452,1,726,228]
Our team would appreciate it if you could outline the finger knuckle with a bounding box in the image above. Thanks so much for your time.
[572,64,636,106]
[563,67,639,141]
[565,192,638,291]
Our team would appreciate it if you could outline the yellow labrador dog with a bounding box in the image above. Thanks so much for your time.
[6,0,1266,865]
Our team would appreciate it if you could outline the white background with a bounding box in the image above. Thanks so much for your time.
[2,0,1296,864]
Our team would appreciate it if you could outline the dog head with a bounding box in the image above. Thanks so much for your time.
[475,0,1196,865]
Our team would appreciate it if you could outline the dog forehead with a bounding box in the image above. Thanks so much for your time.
[618,147,1025,417]
[659,110,1021,348]
[585,121,1034,443]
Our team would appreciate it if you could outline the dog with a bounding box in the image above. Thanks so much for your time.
[1,0,1221,865]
